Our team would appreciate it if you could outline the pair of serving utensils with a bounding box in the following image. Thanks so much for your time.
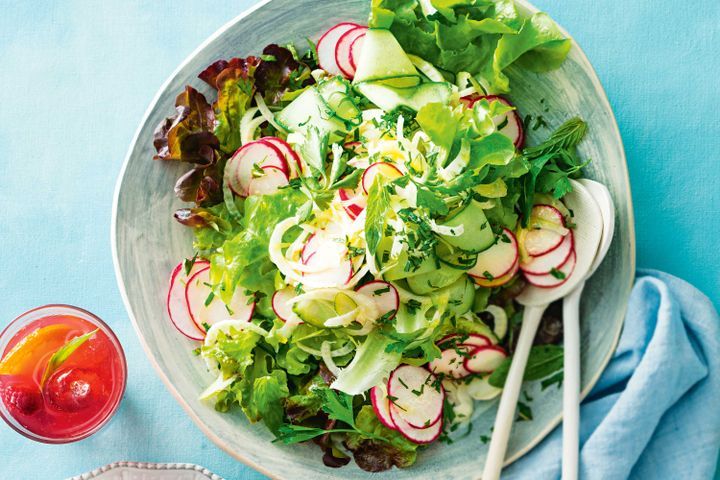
[483,179,616,480]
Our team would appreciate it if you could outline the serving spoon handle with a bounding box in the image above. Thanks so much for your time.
[482,304,547,480]
[562,283,585,480]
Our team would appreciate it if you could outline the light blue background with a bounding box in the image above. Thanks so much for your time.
[0,1,717,479]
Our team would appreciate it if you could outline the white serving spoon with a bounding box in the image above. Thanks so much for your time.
[561,179,615,480]
[481,180,604,480]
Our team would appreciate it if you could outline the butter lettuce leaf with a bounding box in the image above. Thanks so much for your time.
[204,188,307,301]
[371,0,570,93]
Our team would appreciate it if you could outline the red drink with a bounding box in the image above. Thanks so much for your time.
[0,305,126,443]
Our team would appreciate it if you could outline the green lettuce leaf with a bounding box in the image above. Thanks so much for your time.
[371,0,570,93]
[252,369,290,434]
[201,327,261,377]
[208,188,307,301]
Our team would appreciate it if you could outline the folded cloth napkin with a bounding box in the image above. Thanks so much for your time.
[504,269,720,479]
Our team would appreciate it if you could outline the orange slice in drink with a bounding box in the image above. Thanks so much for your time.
[0,324,74,376]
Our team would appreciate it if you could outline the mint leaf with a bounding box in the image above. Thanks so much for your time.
[41,328,99,386]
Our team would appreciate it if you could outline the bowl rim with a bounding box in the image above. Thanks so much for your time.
[111,0,636,477]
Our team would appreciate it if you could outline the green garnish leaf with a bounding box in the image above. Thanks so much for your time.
[41,328,99,387]
[317,387,356,427]
[489,344,564,388]
[364,176,392,256]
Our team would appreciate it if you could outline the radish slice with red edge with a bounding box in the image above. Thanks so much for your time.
[523,204,567,256]
[167,260,209,340]
[520,230,574,275]
[464,345,508,374]
[370,385,396,431]
[524,250,577,288]
[226,140,288,197]
[248,165,289,196]
[436,333,491,349]
[271,287,301,324]
[428,347,473,379]
[387,365,444,429]
[260,137,302,177]
[468,228,518,280]
[185,266,255,331]
[361,162,403,194]
[316,23,360,76]
[473,259,519,288]
[389,407,442,444]
[462,94,524,148]
[355,280,399,321]
[460,333,492,349]
[349,34,365,71]
[338,188,366,219]
[336,26,367,78]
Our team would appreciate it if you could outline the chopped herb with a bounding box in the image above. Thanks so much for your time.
[183,254,198,275]
[549,267,566,280]
[517,401,533,421]
[373,286,391,296]
[496,116,509,131]
[483,271,494,280]
[204,291,215,306]
[406,299,422,315]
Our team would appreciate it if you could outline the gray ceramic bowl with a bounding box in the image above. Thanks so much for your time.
[112,0,635,478]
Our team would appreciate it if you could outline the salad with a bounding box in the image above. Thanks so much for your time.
[154,0,588,472]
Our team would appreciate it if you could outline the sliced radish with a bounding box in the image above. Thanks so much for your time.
[387,365,444,429]
[336,26,367,78]
[524,250,577,288]
[361,162,403,194]
[260,137,302,177]
[524,228,564,257]
[531,204,565,226]
[356,280,399,321]
[464,345,507,374]
[462,94,524,148]
[338,187,366,219]
[370,385,396,431]
[436,333,491,349]
[349,34,365,71]
[316,23,360,76]
[226,141,288,197]
[185,266,255,331]
[248,165,289,196]
[520,230,574,275]
[522,204,568,256]
[271,287,301,323]
[390,408,442,444]
[167,260,209,340]
[461,333,492,349]
[473,259,519,288]
[428,347,473,379]
[468,228,519,281]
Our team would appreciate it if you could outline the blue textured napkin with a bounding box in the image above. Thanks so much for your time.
[504,269,720,479]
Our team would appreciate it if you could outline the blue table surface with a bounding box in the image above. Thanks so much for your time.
[0,1,718,479]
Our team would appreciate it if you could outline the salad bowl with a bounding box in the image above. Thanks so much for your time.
[112,0,635,478]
